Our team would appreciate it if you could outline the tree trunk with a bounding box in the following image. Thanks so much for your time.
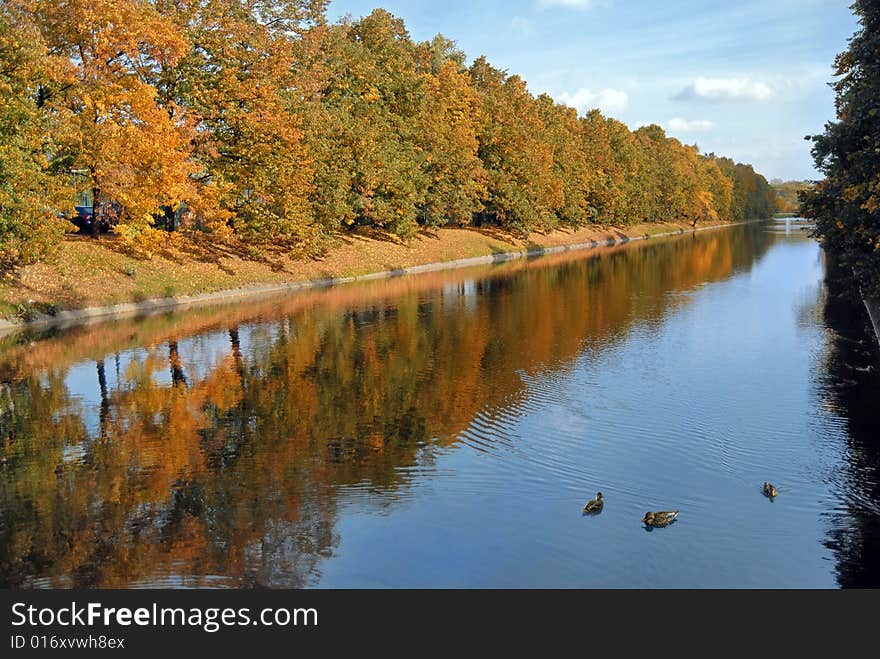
[169,341,186,387]
[229,328,245,386]
[91,186,101,239]
[97,359,109,438]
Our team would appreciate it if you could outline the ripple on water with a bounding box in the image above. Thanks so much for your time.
[1,224,873,589]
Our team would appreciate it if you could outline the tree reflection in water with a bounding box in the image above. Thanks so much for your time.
[0,226,773,587]
[819,257,880,588]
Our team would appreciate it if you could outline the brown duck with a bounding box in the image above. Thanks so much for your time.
[642,511,679,527]
[583,492,604,513]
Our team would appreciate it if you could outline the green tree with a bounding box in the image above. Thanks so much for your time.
[536,95,590,228]
[160,0,323,248]
[0,3,782,266]
[470,57,559,234]
[300,10,428,239]
[801,0,880,298]
[0,5,70,269]
[415,37,486,227]
[579,110,618,223]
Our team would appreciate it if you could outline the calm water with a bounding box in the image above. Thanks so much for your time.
[1,221,879,588]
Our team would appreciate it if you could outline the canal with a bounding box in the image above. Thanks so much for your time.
[1,220,878,587]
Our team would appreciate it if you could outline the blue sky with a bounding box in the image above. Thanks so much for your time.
[326,0,857,181]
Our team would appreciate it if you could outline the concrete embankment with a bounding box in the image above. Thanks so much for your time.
[0,221,751,334]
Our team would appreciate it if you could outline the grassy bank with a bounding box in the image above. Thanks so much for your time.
[1,220,711,322]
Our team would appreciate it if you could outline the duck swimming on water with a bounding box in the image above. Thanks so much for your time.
[642,511,679,527]
[763,482,779,499]
[583,492,604,513]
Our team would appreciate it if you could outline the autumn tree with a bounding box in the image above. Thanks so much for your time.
[697,156,733,225]
[470,57,559,234]
[1,3,780,262]
[536,95,590,228]
[298,10,429,238]
[772,180,812,214]
[20,0,196,237]
[0,5,69,269]
[415,36,486,227]
[801,0,880,299]
[710,155,774,223]
[158,0,324,248]
[634,124,674,222]
[606,118,648,224]
[579,110,618,223]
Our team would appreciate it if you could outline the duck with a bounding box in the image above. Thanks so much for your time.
[762,482,779,498]
[642,511,679,527]
[583,492,604,513]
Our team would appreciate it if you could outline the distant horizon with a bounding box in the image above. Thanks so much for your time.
[328,0,858,182]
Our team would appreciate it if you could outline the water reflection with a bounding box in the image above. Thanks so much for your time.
[818,256,880,588]
[2,223,856,588]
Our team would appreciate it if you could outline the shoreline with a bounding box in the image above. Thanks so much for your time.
[0,220,755,334]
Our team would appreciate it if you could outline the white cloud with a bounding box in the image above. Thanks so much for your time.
[675,77,773,102]
[667,117,715,132]
[511,16,533,36]
[538,0,594,8]
[557,88,629,116]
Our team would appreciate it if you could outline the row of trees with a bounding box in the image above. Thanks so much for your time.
[0,1,777,270]
[771,180,813,214]
[801,0,880,299]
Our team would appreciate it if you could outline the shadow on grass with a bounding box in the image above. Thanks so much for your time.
[78,230,328,277]
[459,224,521,245]
[6,278,89,319]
